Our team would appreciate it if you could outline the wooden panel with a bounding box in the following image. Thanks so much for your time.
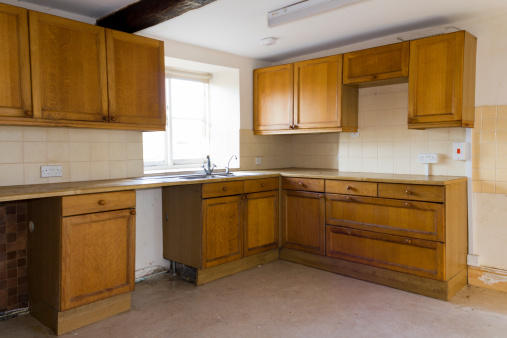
[29,11,108,122]
[253,64,293,132]
[468,266,507,293]
[408,31,467,126]
[106,29,165,127]
[294,55,342,129]
[61,209,135,310]
[244,177,279,194]
[325,180,377,196]
[343,42,409,85]
[202,195,243,268]
[461,32,477,127]
[282,190,325,255]
[244,191,279,256]
[162,185,202,268]
[62,190,136,216]
[0,4,31,118]
[445,181,468,280]
[202,180,244,198]
[378,183,444,202]
[282,177,324,192]
[281,248,467,301]
[197,249,279,286]
[326,194,444,242]
[326,226,444,280]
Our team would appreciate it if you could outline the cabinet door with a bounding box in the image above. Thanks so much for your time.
[29,11,108,122]
[343,42,409,85]
[61,209,135,310]
[282,190,325,255]
[294,55,342,130]
[254,64,294,132]
[408,31,476,128]
[0,4,31,118]
[244,191,279,256]
[202,195,243,268]
[106,29,166,128]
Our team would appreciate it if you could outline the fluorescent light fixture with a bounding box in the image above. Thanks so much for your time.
[268,0,368,27]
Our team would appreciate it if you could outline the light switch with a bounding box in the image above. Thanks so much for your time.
[453,142,466,160]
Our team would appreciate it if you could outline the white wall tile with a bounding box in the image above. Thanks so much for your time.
[23,127,46,141]
[47,142,70,162]
[23,142,47,163]
[0,164,24,186]
[0,142,23,163]
[46,128,69,142]
[69,143,91,162]
[0,126,23,141]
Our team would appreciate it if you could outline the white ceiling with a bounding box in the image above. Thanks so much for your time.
[11,0,507,62]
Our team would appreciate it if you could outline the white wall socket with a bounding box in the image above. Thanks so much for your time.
[41,165,63,177]
[418,153,438,164]
[350,131,359,138]
[255,157,262,165]
[453,142,466,160]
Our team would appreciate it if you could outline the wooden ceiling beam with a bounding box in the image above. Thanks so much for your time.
[97,0,218,33]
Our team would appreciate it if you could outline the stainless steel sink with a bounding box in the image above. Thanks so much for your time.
[139,172,262,181]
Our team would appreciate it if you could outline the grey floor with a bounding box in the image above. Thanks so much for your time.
[2,260,507,337]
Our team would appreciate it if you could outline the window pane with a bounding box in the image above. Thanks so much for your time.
[143,131,166,165]
[170,79,207,119]
[172,119,205,160]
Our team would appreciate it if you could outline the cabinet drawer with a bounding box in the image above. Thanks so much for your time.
[62,190,136,216]
[378,183,444,202]
[326,194,444,241]
[244,177,279,193]
[282,177,324,192]
[326,226,444,280]
[202,181,244,198]
[325,180,377,196]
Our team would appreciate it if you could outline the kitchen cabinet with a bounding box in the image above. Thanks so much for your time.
[162,178,280,284]
[343,42,409,86]
[106,29,166,127]
[0,4,31,119]
[28,191,136,335]
[408,31,477,129]
[282,178,325,255]
[253,55,358,135]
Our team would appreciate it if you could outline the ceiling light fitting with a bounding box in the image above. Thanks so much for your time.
[268,0,368,27]
[260,37,278,46]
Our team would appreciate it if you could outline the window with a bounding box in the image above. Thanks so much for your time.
[143,68,212,169]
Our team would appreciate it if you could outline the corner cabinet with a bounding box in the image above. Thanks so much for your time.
[408,31,477,129]
[253,55,358,135]
[28,191,136,335]
[0,4,31,118]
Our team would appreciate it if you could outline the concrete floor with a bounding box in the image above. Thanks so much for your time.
[2,260,507,337]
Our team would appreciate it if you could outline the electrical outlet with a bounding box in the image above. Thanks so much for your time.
[417,153,438,164]
[453,142,466,160]
[255,157,262,165]
[350,131,359,138]
[41,165,63,178]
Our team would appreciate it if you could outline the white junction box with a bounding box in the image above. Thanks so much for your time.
[453,142,466,160]
[417,153,438,164]
[255,157,262,165]
[41,165,63,178]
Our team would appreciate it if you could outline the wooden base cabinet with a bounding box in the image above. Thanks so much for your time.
[28,191,136,335]
[162,178,280,282]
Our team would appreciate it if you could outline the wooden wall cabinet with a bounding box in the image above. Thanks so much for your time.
[343,41,409,86]
[0,4,165,131]
[0,4,31,119]
[254,55,358,135]
[162,178,280,283]
[28,191,136,335]
[282,178,326,255]
[408,31,477,129]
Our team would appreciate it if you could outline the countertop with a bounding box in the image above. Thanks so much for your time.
[0,168,467,202]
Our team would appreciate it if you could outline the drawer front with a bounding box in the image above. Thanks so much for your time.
[282,177,324,192]
[244,177,279,194]
[378,183,444,202]
[62,190,136,216]
[325,180,377,197]
[202,180,244,198]
[326,226,444,280]
[326,194,444,242]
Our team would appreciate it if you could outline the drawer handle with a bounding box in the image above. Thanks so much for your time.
[346,185,352,190]
[223,186,228,191]
[406,239,412,244]
[25,110,33,117]
[405,190,412,195]
[319,194,323,198]
[299,182,304,187]
[405,202,411,208]
[346,196,353,201]
[98,200,107,205]
[346,230,352,235]
[130,210,136,216]
[261,183,265,187]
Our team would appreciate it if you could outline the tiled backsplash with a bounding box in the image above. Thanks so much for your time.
[239,129,293,170]
[0,202,28,314]
[0,126,144,187]
[472,105,507,193]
